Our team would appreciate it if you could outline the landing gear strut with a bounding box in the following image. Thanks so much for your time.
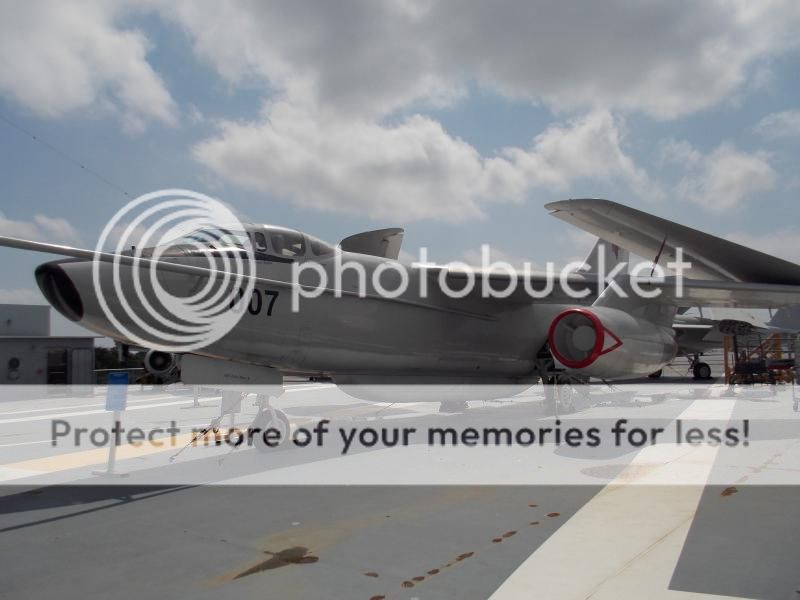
[250,394,291,452]
[689,355,712,380]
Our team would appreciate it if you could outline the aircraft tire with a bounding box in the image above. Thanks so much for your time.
[251,409,292,452]
[693,362,712,380]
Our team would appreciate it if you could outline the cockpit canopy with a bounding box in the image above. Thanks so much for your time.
[162,225,335,260]
[175,228,250,249]
[252,226,335,259]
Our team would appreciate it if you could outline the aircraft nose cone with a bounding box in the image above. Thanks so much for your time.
[35,261,84,322]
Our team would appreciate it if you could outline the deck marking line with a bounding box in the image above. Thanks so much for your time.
[490,399,751,600]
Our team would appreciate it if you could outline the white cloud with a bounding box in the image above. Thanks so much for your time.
[194,103,506,221]
[502,111,663,200]
[159,1,460,120]
[0,213,82,245]
[658,139,703,168]
[194,105,655,222]
[458,229,599,272]
[1,1,797,152]
[0,1,177,132]
[159,0,800,119]
[754,110,800,139]
[663,141,776,211]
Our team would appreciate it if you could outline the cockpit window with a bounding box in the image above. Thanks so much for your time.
[175,228,250,249]
[308,235,334,256]
[215,230,250,248]
[253,232,268,251]
[269,230,306,258]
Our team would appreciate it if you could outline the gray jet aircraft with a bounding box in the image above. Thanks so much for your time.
[2,198,800,435]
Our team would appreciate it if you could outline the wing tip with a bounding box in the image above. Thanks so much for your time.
[545,198,617,213]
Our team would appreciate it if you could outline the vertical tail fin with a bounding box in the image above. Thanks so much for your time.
[769,305,800,331]
[592,273,677,328]
[579,238,629,274]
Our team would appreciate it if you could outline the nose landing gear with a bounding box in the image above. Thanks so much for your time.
[251,394,292,452]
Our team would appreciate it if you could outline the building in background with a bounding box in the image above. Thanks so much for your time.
[0,304,95,385]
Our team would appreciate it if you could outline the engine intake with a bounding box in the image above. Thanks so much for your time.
[144,350,179,378]
[547,307,677,380]
[547,308,621,369]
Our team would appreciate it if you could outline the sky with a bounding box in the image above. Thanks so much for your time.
[0,1,799,336]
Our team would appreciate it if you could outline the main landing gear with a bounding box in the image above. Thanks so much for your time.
[689,355,712,380]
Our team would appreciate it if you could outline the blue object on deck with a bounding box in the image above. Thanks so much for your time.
[106,371,129,411]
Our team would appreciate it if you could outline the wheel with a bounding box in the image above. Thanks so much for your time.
[693,362,712,380]
[648,369,663,379]
[250,408,292,452]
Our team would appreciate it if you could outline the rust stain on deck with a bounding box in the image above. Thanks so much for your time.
[457,552,474,561]
[228,547,318,581]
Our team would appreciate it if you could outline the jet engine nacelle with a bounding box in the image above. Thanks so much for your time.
[547,307,677,380]
[143,350,179,378]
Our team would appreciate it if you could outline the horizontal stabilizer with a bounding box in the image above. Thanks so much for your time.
[637,277,800,310]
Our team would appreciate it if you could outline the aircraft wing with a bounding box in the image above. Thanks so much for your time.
[636,277,800,309]
[0,235,301,290]
[0,235,498,321]
[545,198,800,285]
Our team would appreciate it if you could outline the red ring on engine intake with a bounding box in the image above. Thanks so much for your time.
[547,308,606,369]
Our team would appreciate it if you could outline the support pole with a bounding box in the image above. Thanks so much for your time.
[93,410,129,478]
